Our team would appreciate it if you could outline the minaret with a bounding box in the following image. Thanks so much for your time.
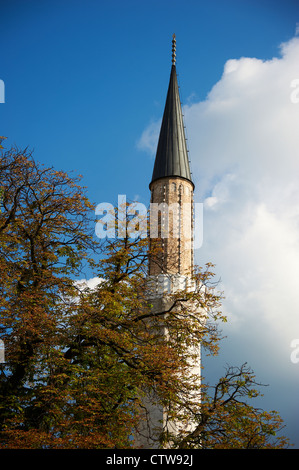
[135,35,200,448]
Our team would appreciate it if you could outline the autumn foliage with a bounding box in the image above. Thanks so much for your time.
[0,145,289,448]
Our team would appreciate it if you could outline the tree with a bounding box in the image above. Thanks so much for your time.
[0,136,7,150]
[0,145,289,449]
[0,146,96,447]
[176,363,289,449]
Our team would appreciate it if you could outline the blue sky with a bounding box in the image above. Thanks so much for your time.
[1,0,299,448]
[1,0,298,205]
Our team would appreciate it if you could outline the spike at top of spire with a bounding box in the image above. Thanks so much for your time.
[172,33,176,66]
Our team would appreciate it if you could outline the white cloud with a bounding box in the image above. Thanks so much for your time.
[75,277,102,291]
[138,35,299,444]
[184,37,299,345]
[136,119,161,156]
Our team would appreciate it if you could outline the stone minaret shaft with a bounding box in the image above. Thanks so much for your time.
[149,176,194,277]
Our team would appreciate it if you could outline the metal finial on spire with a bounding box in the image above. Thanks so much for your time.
[172,33,176,66]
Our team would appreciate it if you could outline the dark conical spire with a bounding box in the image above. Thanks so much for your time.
[150,34,193,188]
